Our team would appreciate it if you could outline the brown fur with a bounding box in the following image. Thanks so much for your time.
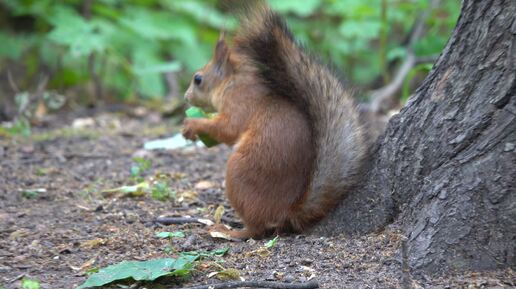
[183,6,370,239]
[183,39,314,239]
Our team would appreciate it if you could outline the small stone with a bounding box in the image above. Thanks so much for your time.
[179,235,197,251]
[131,106,148,118]
[72,117,95,128]
[132,149,153,159]
[124,212,139,224]
[504,142,514,152]
[0,265,11,273]
[274,271,285,280]
[21,145,34,154]
[301,258,313,265]
[283,275,295,283]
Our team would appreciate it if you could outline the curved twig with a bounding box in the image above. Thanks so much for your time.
[155,217,204,225]
[155,216,243,228]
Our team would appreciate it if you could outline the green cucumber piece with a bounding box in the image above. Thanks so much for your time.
[185,107,220,147]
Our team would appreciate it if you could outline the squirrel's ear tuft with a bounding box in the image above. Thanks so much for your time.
[218,30,226,42]
[214,33,232,73]
[215,40,229,63]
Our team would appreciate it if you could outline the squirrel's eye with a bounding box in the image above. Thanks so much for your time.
[194,74,202,85]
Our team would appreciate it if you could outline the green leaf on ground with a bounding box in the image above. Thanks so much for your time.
[181,247,229,258]
[151,182,176,201]
[76,255,198,289]
[21,278,40,289]
[21,188,46,199]
[264,236,279,249]
[130,158,152,176]
[0,117,32,137]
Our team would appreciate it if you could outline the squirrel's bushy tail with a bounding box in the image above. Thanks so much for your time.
[234,5,369,230]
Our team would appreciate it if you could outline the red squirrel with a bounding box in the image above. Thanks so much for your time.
[183,6,370,239]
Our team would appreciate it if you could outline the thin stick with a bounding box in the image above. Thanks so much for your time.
[177,280,319,289]
[156,216,243,228]
[370,52,416,113]
[7,70,20,93]
[155,217,206,225]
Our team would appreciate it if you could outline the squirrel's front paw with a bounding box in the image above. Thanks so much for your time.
[182,119,200,141]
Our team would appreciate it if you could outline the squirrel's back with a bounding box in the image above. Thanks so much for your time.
[234,5,370,230]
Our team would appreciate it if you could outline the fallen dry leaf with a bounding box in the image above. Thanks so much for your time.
[274,271,285,280]
[177,190,198,204]
[71,257,96,272]
[55,243,73,254]
[9,229,30,240]
[171,172,186,180]
[209,269,241,281]
[35,101,47,119]
[79,257,96,271]
[245,247,271,258]
[80,238,106,250]
[213,205,225,224]
[194,180,216,190]
[301,265,316,280]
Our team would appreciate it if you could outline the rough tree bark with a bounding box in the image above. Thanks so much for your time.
[314,0,515,274]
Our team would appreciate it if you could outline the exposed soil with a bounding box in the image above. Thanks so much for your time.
[0,111,513,289]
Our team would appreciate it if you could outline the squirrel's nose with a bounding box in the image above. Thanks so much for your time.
[184,88,192,100]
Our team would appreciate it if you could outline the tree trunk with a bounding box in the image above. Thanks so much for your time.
[314,0,515,274]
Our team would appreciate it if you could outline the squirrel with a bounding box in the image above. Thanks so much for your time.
[182,5,371,240]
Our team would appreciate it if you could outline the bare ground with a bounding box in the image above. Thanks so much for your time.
[0,111,513,289]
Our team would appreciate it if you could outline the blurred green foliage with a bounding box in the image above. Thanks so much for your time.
[0,0,460,101]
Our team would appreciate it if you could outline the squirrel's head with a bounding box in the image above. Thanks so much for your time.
[185,32,233,112]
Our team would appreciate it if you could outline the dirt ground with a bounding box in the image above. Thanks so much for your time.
[0,110,514,289]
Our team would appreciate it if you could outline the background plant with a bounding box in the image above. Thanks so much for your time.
[0,0,460,104]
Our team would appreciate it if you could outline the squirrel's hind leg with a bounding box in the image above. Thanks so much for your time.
[208,223,268,241]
